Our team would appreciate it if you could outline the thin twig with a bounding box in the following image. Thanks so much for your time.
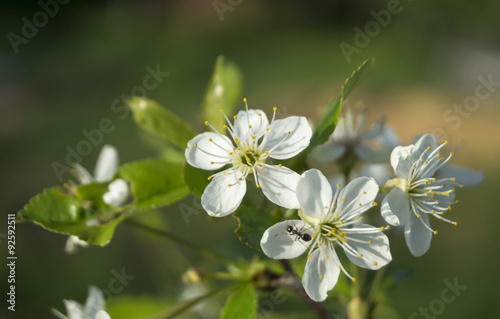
[279,260,335,319]
[367,266,386,304]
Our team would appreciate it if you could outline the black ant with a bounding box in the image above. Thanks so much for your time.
[276,221,312,243]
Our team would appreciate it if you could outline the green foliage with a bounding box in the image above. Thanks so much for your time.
[308,57,374,152]
[17,186,128,246]
[220,284,258,319]
[118,159,190,210]
[17,159,189,246]
[128,97,196,148]
[233,206,280,251]
[203,55,243,132]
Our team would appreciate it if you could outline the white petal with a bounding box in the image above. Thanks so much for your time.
[102,179,130,206]
[405,212,432,257]
[260,220,311,259]
[296,169,333,219]
[435,164,483,188]
[95,310,111,319]
[327,174,346,190]
[264,116,312,159]
[390,145,414,178]
[84,286,106,318]
[360,114,385,140]
[343,225,392,270]
[410,134,437,163]
[201,171,246,217]
[233,109,269,142]
[309,144,346,163]
[302,245,341,302]
[64,236,89,255]
[381,187,410,226]
[94,145,119,182]
[336,177,379,218]
[376,126,401,149]
[331,118,349,142]
[72,164,94,185]
[359,164,392,187]
[258,165,300,209]
[185,132,233,170]
[63,300,84,319]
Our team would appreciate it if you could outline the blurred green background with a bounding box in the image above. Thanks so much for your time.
[1,0,499,318]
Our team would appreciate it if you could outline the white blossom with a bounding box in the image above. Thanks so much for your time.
[381,134,481,256]
[52,286,111,319]
[185,99,312,217]
[310,107,393,164]
[261,169,391,301]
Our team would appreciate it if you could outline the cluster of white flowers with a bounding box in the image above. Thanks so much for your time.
[52,286,111,319]
[186,101,482,302]
[65,145,131,254]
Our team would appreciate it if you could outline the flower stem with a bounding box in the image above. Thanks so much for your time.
[125,219,237,266]
[367,266,386,304]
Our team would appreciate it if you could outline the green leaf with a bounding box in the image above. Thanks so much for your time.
[220,284,258,319]
[75,182,113,215]
[118,158,190,210]
[308,57,374,151]
[17,186,127,246]
[18,159,190,246]
[182,162,211,198]
[233,206,280,251]
[203,55,243,132]
[128,97,196,148]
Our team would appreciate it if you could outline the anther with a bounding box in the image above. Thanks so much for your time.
[205,121,208,125]
[243,98,247,102]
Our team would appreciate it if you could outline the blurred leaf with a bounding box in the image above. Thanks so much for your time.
[128,97,196,148]
[233,206,279,251]
[147,285,237,319]
[119,158,190,210]
[182,163,211,198]
[203,55,243,132]
[220,284,258,319]
[308,57,374,152]
[107,296,169,319]
[17,186,128,245]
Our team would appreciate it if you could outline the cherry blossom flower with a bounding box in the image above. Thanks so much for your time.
[185,99,312,217]
[261,169,391,301]
[381,134,478,256]
[51,286,111,319]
